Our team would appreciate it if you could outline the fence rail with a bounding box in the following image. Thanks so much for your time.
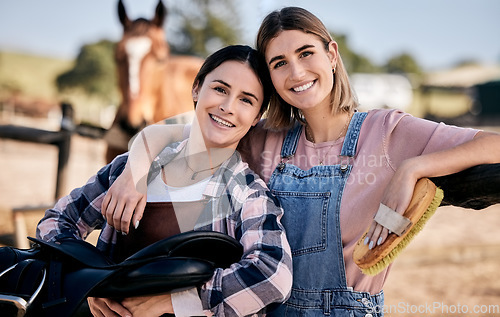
[0,103,76,247]
[0,102,74,200]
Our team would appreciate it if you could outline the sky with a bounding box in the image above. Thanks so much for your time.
[0,0,499,71]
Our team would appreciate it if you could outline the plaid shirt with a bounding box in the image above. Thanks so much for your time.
[37,140,293,316]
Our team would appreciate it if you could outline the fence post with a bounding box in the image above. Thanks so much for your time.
[54,102,74,200]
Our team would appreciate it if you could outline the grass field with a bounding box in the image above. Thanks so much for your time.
[0,51,117,127]
[0,51,73,100]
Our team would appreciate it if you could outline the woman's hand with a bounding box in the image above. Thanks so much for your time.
[102,161,147,234]
[364,159,418,249]
[88,297,132,317]
[364,131,500,249]
[102,124,188,234]
[122,294,174,317]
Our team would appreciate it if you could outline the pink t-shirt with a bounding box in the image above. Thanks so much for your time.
[238,109,479,294]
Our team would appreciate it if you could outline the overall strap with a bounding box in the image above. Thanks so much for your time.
[280,112,367,159]
[340,111,367,157]
[280,122,303,158]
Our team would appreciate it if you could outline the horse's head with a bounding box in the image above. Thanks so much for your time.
[115,0,169,131]
[106,0,201,163]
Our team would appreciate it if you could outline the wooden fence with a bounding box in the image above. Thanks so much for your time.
[0,102,106,247]
[0,102,74,200]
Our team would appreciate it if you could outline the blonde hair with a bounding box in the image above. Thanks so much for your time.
[256,7,358,130]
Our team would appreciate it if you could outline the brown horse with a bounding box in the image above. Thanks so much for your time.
[104,0,203,162]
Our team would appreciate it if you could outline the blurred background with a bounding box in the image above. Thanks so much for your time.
[1,1,500,315]
[1,0,499,126]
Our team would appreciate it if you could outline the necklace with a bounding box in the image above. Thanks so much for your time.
[184,152,222,180]
[305,113,352,165]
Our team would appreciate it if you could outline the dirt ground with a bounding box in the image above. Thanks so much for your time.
[1,118,499,317]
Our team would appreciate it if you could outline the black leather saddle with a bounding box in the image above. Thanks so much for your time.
[0,231,243,317]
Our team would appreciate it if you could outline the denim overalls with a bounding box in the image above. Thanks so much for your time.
[267,112,384,317]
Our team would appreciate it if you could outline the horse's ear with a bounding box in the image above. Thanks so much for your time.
[118,0,131,28]
[152,0,167,27]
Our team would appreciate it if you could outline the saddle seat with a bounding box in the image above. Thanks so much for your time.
[0,231,243,317]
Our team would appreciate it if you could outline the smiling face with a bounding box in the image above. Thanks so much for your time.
[192,60,264,150]
[265,30,338,114]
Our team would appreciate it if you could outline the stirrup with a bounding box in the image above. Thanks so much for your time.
[0,261,46,317]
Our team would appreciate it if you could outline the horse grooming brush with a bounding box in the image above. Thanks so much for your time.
[353,178,444,276]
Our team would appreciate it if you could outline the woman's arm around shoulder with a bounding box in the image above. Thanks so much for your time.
[36,153,129,242]
[102,123,188,233]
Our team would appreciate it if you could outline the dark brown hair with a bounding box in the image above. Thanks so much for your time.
[193,45,272,115]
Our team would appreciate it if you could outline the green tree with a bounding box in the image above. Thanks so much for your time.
[453,59,480,68]
[334,33,380,73]
[56,40,118,103]
[384,53,422,75]
[167,0,239,56]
